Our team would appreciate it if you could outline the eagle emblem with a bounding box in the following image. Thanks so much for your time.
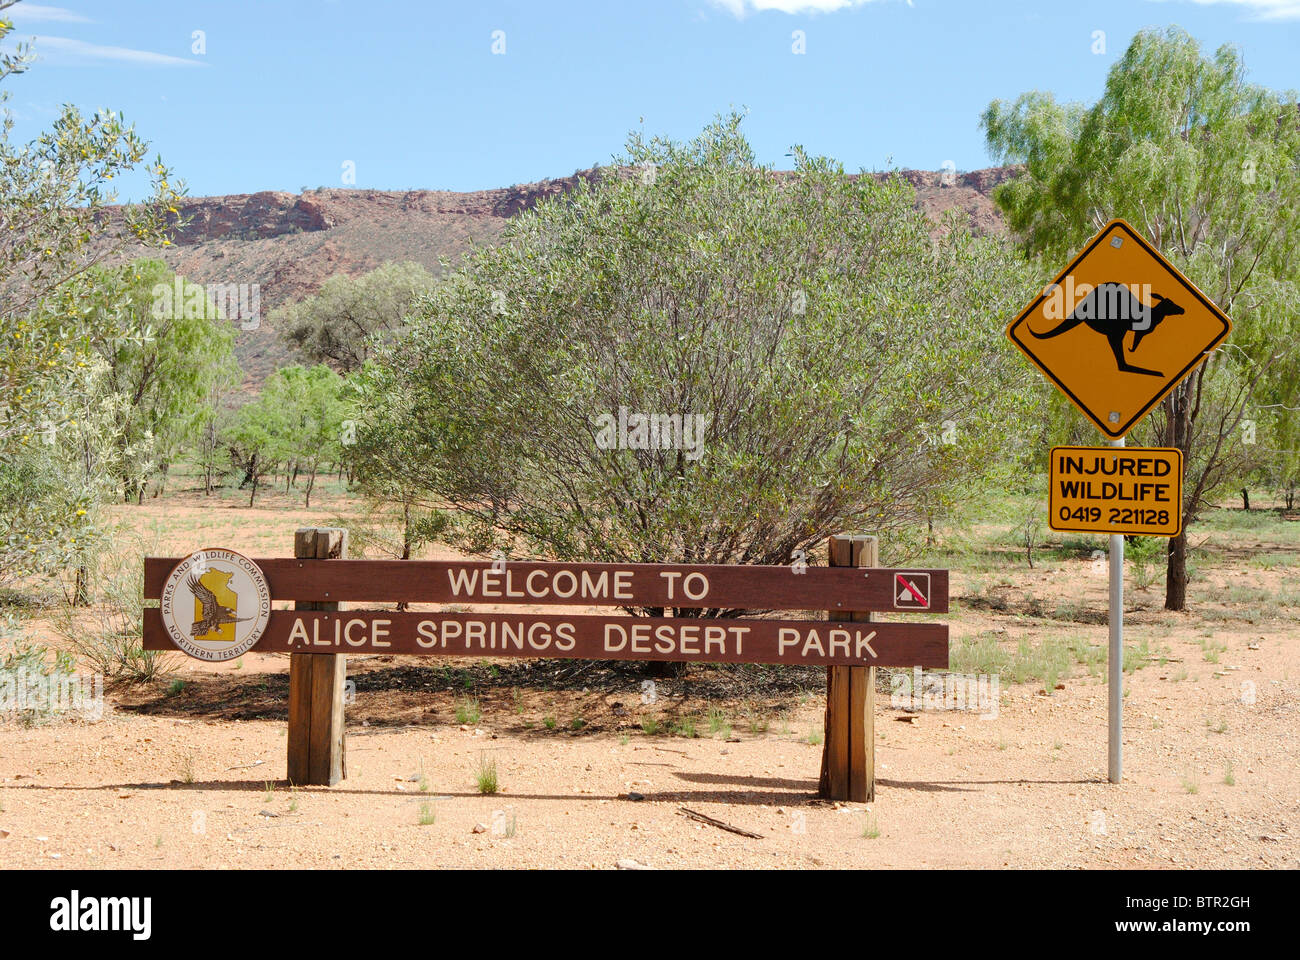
[187,573,252,639]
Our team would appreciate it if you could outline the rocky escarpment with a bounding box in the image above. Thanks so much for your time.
[111,164,1017,386]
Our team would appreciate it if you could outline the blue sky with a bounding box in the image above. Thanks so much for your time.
[3,0,1298,200]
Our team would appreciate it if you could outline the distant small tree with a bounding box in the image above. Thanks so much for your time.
[275,261,437,373]
[196,374,241,496]
[225,365,350,508]
[265,365,351,507]
[79,259,241,502]
[1255,361,1300,510]
[224,400,282,507]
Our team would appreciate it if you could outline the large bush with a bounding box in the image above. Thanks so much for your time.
[354,115,1046,599]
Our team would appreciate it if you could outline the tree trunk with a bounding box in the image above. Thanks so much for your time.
[304,468,316,509]
[73,564,90,607]
[396,501,413,612]
[249,473,259,507]
[1164,528,1188,611]
[1241,488,1250,511]
[1160,381,1193,611]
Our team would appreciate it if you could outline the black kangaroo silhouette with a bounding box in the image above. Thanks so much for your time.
[1030,282,1186,377]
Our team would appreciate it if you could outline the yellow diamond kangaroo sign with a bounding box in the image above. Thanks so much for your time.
[1006,219,1232,438]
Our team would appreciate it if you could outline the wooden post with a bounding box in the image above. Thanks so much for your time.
[287,527,348,785]
[818,534,877,802]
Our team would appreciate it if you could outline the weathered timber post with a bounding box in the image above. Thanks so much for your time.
[818,534,877,802]
[287,527,347,785]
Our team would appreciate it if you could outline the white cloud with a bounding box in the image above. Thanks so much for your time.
[1149,0,1300,21]
[709,0,886,17]
[30,35,205,67]
[6,4,92,23]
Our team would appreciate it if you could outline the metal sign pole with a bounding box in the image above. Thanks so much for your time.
[1108,436,1125,784]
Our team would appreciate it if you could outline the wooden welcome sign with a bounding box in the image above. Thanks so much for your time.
[142,529,948,800]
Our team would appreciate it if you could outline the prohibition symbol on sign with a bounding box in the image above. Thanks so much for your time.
[893,572,931,609]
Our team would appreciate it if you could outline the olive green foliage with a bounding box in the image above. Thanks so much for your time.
[983,26,1300,607]
[0,9,183,583]
[354,115,1045,589]
[275,261,437,373]
[80,259,241,501]
[225,365,352,507]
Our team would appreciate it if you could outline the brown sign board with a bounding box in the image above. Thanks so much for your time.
[143,558,948,614]
[143,609,948,668]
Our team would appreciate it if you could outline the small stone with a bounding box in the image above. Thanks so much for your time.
[472,823,488,834]
[616,858,651,870]
[627,792,645,801]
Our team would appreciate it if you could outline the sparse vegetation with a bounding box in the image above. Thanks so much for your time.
[456,697,482,726]
[475,754,499,795]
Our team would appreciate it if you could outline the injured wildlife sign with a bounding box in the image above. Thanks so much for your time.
[1048,446,1183,537]
[1006,219,1232,439]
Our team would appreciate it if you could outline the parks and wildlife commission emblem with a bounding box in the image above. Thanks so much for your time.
[159,548,271,661]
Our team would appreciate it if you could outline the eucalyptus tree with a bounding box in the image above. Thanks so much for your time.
[275,261,437,373]
[983,26,1300,609]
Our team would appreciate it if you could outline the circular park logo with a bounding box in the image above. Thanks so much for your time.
[159,548,272,661]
